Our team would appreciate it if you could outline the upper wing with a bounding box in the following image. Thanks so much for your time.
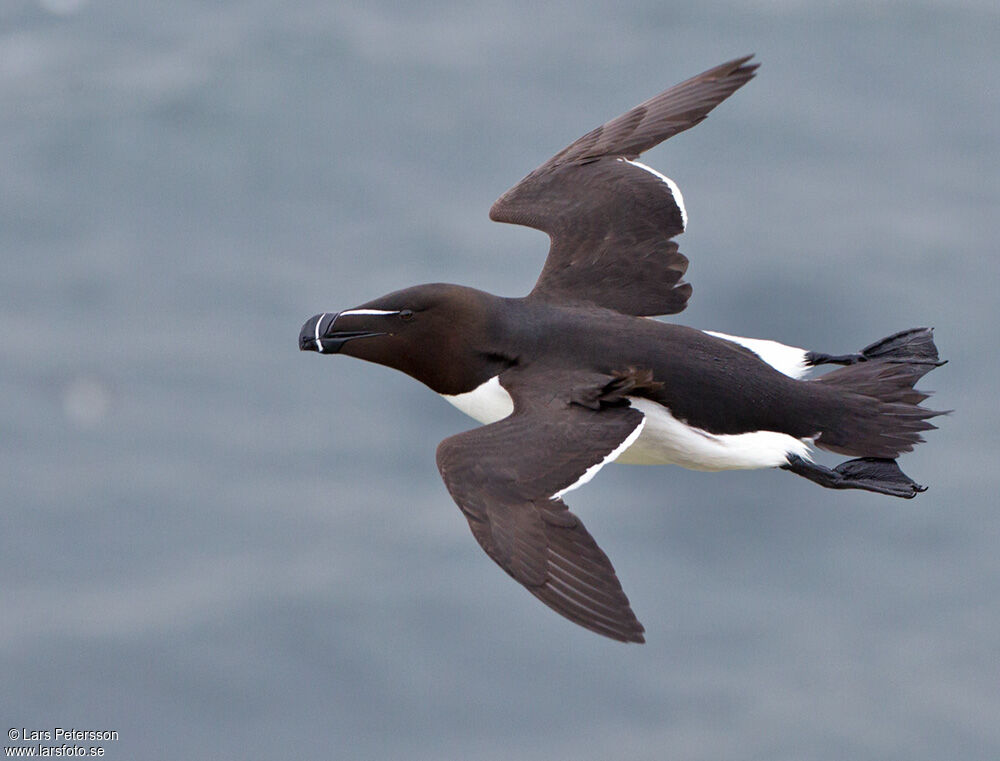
[435,368,648,643]
[490,55,758,317]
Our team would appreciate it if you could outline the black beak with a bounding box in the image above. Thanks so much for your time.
[299,312,385,354]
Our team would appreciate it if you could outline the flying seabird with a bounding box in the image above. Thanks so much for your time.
[299,56,946,643]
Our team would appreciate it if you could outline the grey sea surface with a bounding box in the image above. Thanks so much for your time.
[2,0,998,758]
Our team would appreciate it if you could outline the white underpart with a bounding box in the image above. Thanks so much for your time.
[551,418,647,501]
[440,375,514,424]
[615,397,813,470]
[621,158,687,230]
[339,308,400,317]
[441,375,812,479]
[704,331,810,379]
[315,312,327,353]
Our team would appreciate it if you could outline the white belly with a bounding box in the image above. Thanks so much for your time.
[615,397,812,470]
[439,377,811,473]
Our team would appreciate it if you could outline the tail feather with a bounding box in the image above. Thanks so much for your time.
[813,330,946,459]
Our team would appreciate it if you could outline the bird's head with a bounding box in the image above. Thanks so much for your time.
[299,283,512,394]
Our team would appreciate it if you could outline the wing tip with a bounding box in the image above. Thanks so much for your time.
[722,53,759,76]
[615,618,647,644]
[488,198,504,223]
[535,583,647,643]
[602,615,647,644]
[699,54,759,92]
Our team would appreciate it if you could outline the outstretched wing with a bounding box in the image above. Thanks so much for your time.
[435,368,648,643]
[490,55,758,317]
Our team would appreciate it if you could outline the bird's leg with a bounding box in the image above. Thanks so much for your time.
[781,455,926,499]
[805,351,863,367]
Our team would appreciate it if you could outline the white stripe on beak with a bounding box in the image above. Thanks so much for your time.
[339,309,401,317]
[315,312,327,353]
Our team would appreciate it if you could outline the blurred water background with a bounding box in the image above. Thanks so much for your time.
[2,0,998,759]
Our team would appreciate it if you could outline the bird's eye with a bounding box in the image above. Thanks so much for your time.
[399,309,414,321]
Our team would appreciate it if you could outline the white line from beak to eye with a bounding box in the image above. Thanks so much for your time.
[315,312,327,353]
[338,309,401,317]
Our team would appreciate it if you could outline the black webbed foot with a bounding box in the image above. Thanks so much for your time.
[806,328,946,369]
[859,328,945,366]
[781,455,926,499]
